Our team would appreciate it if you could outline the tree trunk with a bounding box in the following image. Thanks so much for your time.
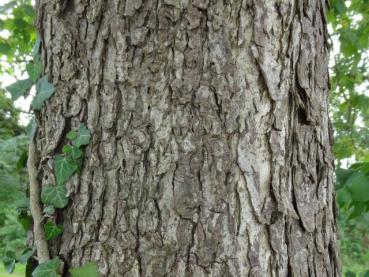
[34,0,340,276]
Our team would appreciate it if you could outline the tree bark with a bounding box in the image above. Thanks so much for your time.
[34,0,340,276]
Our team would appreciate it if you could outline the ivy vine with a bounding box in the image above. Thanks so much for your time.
[2,38,99,276]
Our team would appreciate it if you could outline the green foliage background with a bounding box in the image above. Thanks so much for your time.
[0,90,28,258]
[329,0,369,275]
[0,0,368,276]
[0,0,35,273]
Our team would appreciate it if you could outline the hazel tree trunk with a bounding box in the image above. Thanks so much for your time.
[34,0,340,276]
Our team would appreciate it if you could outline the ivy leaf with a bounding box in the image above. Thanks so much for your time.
[54,155,79,186]
[41,184,69,209]
[31,75,55,110]
[73,124,91,147]
[43,205,55,215]
[71,147,83,160]
[32,37,41,58]
[63,145,73,154]
[2,251,16,273]
[67,131,78,141]
[6,78,33,101]
[63,145,83,160]
[70,262,99,277]
[32,257,61,277]
[27,117,37,140]
[346,172,369,202]
[44,221,64,240]
[18,247,36,265]
[26,58,42,82]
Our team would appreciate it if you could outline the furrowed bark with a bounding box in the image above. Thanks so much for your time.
[34,0,340,276]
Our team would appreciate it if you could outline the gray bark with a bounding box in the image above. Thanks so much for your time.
[34,0,340,276]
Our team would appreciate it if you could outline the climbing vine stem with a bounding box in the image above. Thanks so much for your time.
[3,37,98,276]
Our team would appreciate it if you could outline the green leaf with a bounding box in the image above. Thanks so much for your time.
[41,184,69,209]
[32,37,41,58]
[348,202,366,220]
[43,205,55,215]
[332,0,346,14]
[44,221,64,240]
[6,78,33,101]
[54,155,79,186]
[31,75,55,110]
[16,150,28,171]
[18,247,36,265]
[26,258,38,277]
[337,187,352,208]
[17,211,33,231]
[346,172,369,202]
[73,124,91,147]
[64,145,83,160]
[26,58,42,82]
[66,131,78,141]
[2,251,16,273]
[336,168,356,189]
[70,262,99,277]
[27,117,37,140]
[63,145,73,154]
[340,31,358,56]
[350,162,369,174]
[32,257,61,277]
[71,148,83,160]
